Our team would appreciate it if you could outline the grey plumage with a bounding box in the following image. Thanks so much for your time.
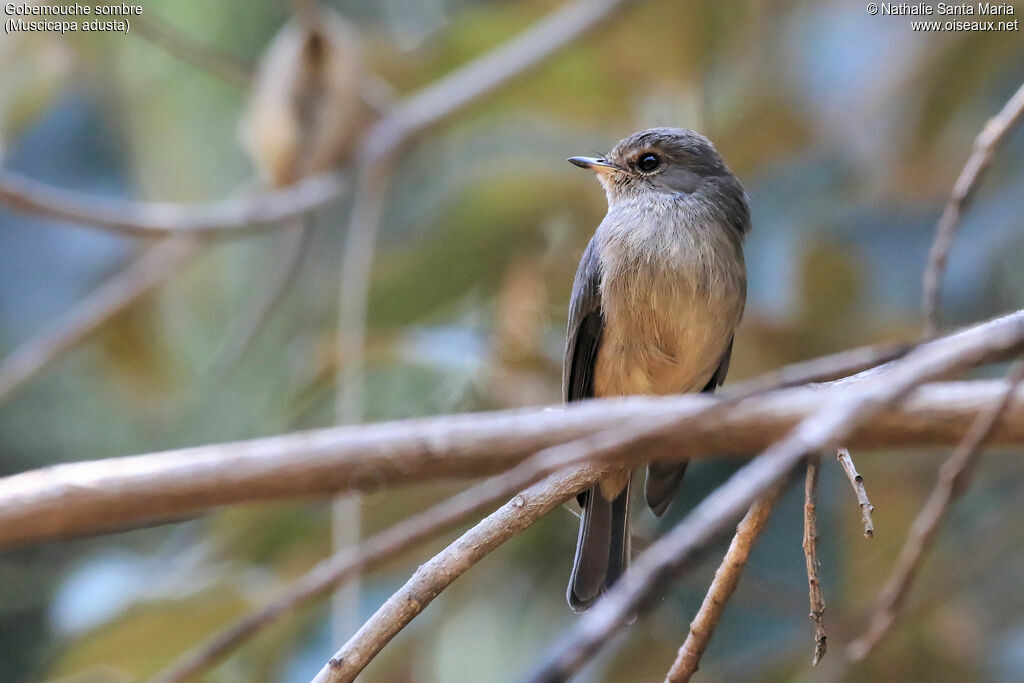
[564,127,750,611]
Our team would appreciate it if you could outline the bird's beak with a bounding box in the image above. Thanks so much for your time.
[568,156,619,175]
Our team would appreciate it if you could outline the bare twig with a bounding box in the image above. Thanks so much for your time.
[313,457,622,682]
[725,341,912,397]
[922,80,1024,336]
[664,486,785,683]
[803,455,827,666]
[0,238,200,406]
[0,168,345,238]
[528,307,1023,683]
[836,447,875,538]
[847,359,1024,661]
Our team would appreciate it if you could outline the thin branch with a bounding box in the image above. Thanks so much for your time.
[150,420,648,683]
[314,450,639,683]
[0,168,346,238]
[847,358,1024,661]
[210,218,312,375]
[836,447,875,538]
[355,0,642,164]
[922,80,1024,336]
[803,454,827,666]
[131,11,253,87]
[664,485,785,683]
[725,341,912,397]
[528,307,1023,683]
[0,238,200,406]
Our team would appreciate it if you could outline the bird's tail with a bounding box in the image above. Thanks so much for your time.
[567,479,631,611]
[645,461,689,517]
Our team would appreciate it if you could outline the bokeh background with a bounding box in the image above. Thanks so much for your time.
[2,0,1024,681]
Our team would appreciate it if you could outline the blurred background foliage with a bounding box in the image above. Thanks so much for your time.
[1,0,1023,681]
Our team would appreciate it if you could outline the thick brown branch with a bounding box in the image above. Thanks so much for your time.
[528,306,1023,683]
[803,455,827,665]
[836,447,875,537]
[664,486,785,683]
[0,238,200,406]
[922,80,1024,336]
[847,359,1024,661]
[0,379,1020,550]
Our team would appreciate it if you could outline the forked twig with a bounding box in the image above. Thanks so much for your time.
[922,80,1024,336]
[847,358,1024,660]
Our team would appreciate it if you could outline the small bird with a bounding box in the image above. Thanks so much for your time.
[564,127,750,611]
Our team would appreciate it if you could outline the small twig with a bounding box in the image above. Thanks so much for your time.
[528,310,1023,683]
[847,358,1024,661]
[0,238,200,406]
[312,462,616,683]
[836,447,875,538]
[922,80,1024,337]
[0,168,346,238]
[803,454,827,665]
[725,341,912,398]
[664,486,785,683]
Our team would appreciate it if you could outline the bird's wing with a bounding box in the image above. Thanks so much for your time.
[563,237,604,403]
[703,335,734,392]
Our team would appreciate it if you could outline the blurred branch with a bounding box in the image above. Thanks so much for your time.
[0,238,200,406]
[664,486,785,683]
[847,358,1024,661]
[528,308,1023,683]
[802,455,827,666]
[355,0,644,164]
[0,168,346,237]
[836,447,875,538]
[132,11,252,87]
[921,80,1024,336]
[210,218,312,375]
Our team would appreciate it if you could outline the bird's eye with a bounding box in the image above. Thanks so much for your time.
[637,153,660,173]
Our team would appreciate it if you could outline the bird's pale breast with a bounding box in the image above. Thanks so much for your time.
[592,196,745,399]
